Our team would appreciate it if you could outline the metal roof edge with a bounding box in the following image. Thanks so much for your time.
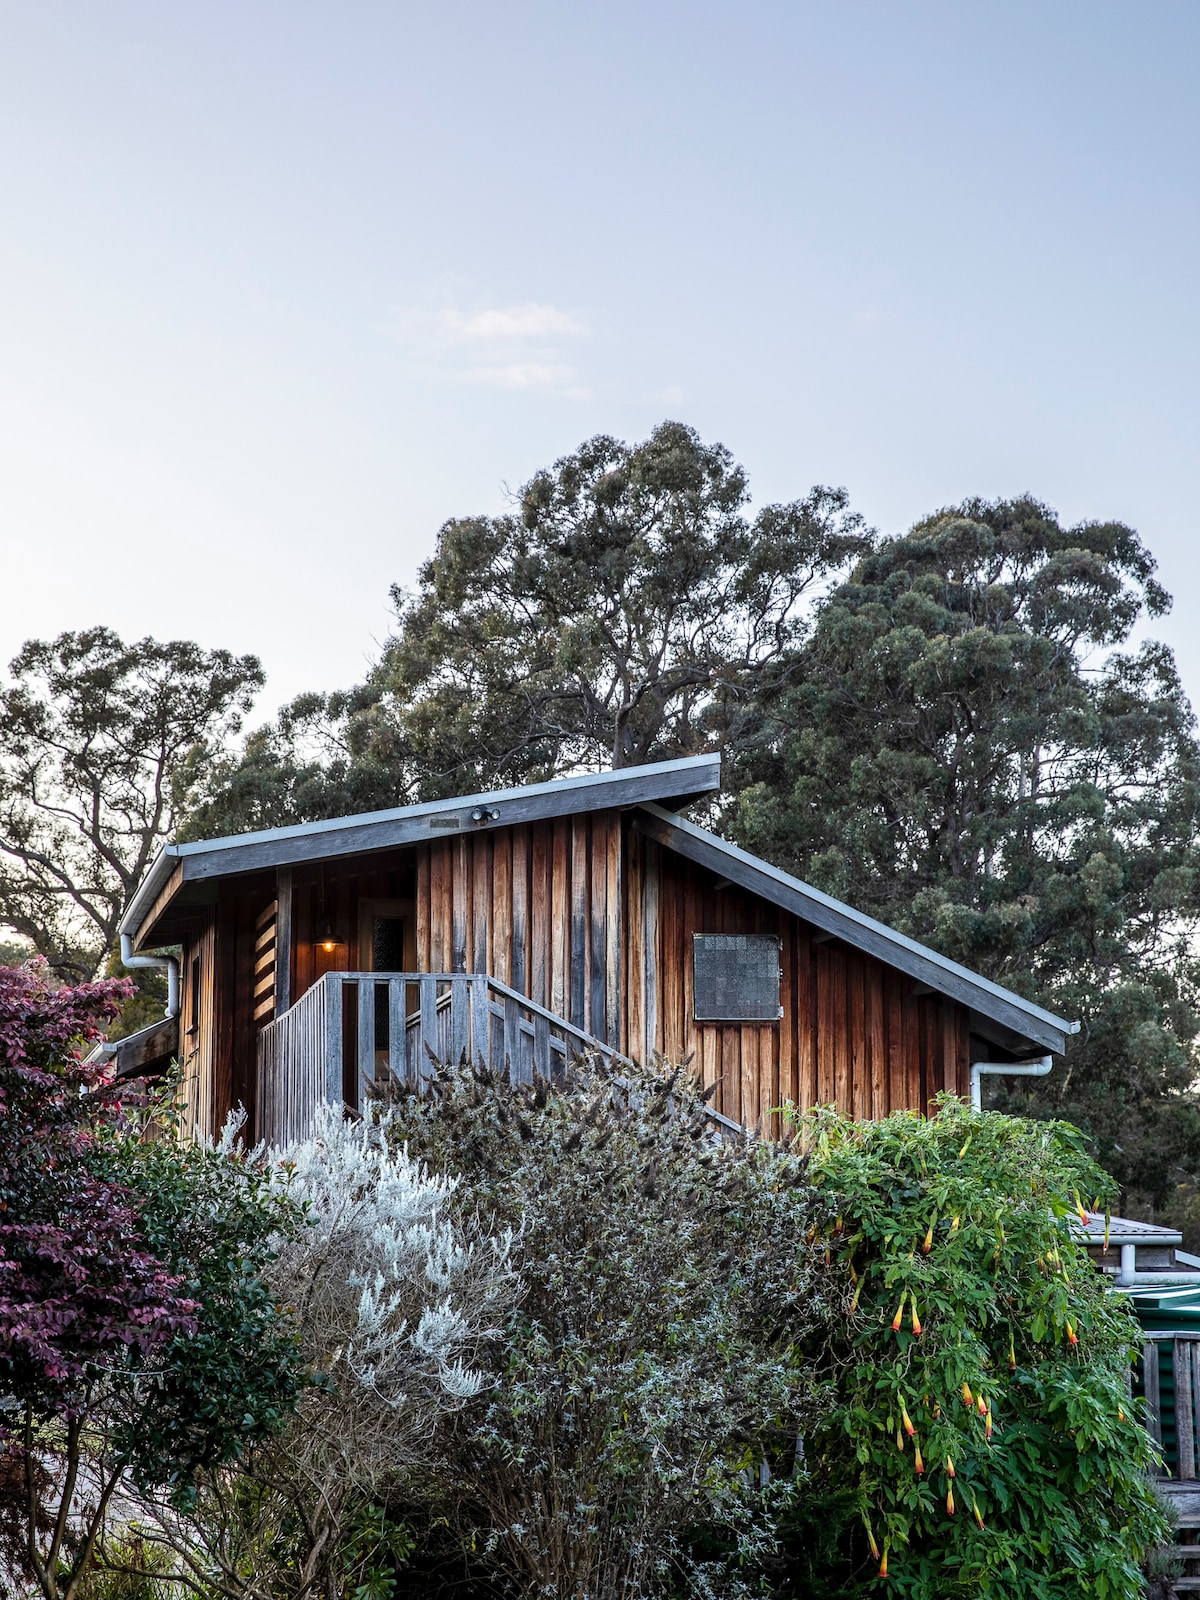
[636,802,1079,1052]
[170,752,720,858]
[121,754,722,944]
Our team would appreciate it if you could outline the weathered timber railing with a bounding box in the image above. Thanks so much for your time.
[256,971,624,1146]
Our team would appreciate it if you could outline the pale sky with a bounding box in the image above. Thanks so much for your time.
[1,2,1197,716]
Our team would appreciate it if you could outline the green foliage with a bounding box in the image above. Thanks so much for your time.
[732,497,1200,1205]
[182,423,869,833]
[796,1098,1169,1599]
[0,626,262,976]
[90,1103,305,1495]
[387,1054,832,1600]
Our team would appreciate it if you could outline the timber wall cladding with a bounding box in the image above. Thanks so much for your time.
[415,810,622,1048]
[624,826,971,1130]
[178,913,216,1142]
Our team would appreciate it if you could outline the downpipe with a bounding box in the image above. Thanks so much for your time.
[970,1055,1053,1113]
[120,931,179,1020]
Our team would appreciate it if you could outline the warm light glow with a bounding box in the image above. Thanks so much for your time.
[320,939,337,953]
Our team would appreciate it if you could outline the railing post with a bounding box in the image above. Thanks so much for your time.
[1179,1340,1198,1481]
[450,976,469,1065]
[356,978,375,1112]
[470,976,491,1070]
[388,978,405,1086]
[419,975,438,1084]
[324,974,343,1109]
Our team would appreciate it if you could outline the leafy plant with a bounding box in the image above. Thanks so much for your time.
[795,1097,1169,1598]
[388,1053,833,1600]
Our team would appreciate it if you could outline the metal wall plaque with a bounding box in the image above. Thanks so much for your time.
[693,934,782,1022]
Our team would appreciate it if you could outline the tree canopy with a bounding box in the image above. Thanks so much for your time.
[183,422,870,834]
[0,627,263,977]
[730,497,1200,1207]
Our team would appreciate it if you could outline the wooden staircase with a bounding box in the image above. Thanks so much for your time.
[255,971,627,1146]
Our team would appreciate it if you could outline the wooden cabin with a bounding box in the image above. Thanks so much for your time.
[109,755,1076,1144]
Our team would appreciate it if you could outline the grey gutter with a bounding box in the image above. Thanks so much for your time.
[635,803,1078,1056]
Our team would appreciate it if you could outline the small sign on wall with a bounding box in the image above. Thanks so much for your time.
[693,933,783,1022]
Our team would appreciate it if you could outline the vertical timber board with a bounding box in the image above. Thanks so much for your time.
[681,862,700,1075]
[778,917,797,1116]
[838,947,857,1113]
[416,846,431,972]
[452,835,469,973]
[867,960,886,1120]
[794,925,816,1114]
[815,943,835,1104]
[848,952,869,1121]
[570,817,588,1031]
[492,829,512,986]
[551,817,569,1023]
[641,837,659,1062]
[718,879,738,1123]
[658,847,680,1063]
[471,833,492,975]
[530,823,550,1008]
[904,983,923,1114]
[605,812,621,1048]
[623,824,643,1058]
[275,867,292,1014]
[741,1025,760,1134]
[510,827,529,994]
[588,815,608,1039]
[434,841,454,972]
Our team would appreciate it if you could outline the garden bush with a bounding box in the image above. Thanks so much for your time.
[386,1054,835,1600]
[795,1096,1170,1599]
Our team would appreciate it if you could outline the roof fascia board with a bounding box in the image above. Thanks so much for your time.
[634,803,1076,1055]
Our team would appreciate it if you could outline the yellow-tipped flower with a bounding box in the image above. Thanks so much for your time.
[896,1426,905,1452]
[972,1495,985,1531]
[1118,1404,1126,1423]
[1104,1214,1111,1251]
[946,1484,956,1516]
[946,1455,956,1479]
[957,1134,973,1160]
[922,1222,934,1254]
[911,1302,923,1337]
[1073,1190,1089,1226]
[962,1382,973,1409]
[866,1524,881,1562]
[976,1393,987,1417]
[985,1409,994,1441]
[879,1547,889,1578]
[901,1402,915,1436]
[891,1292,907,1333]
[1008,1334,1016,1372]
[1066,1320,1079,1347]
[914,1442,925,1475]
[849,1278,863,1315]
[950,1215,961,1233]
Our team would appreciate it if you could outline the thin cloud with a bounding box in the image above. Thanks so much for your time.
[388,291,590,398]
[447,303,588,340]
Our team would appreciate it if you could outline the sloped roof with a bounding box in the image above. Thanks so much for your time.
[122,754,722,945]
[122,752,1077,1055]
[634,803,1078,1055]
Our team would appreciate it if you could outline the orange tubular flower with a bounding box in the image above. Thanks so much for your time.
[962,1383,973,1409]
[911,1302,923,1337]
[1066,1320,1079,1347]
[879,1547,889,1578]
[985,1409,993,1441]
[972,1495,985,1531]
[901,1403,915,1436]
[891,1292,907,1333]
[923,1222,934,1254]
[896,1426,905,1452]
[946,1455,956,1479]
[914,1443,925,1475]
[866,1525,881,1562]
[1118,1405,1126,1423]
[946,1485,956,1516]
[976,1393,987,1417]
[1074,1191,1089,1226]
[1008,1334,1017,1372]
